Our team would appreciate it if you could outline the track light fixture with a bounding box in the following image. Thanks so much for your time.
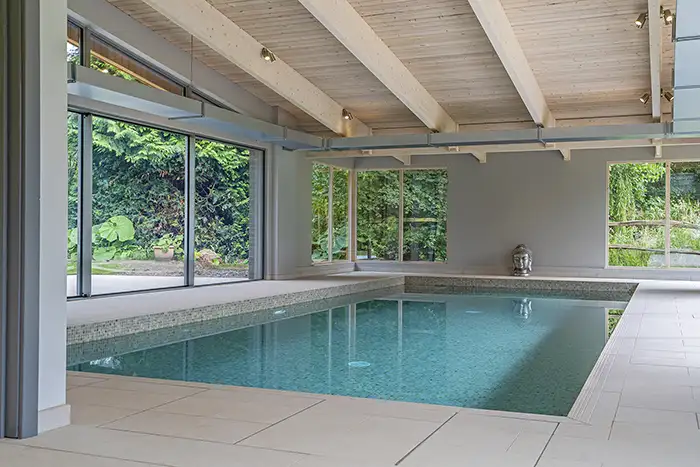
[663,89,674,102]
[634,8,674,28]
[260,47,276,62]
[635,12,647,28]
[663,8,674,25]
[342,109,354,121]
[639,92,651,105]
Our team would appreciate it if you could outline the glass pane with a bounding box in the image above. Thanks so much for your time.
[670,162,700,267]
[67,112,80,297]
[608,226,665,267]
[90,35,184,95]
[67,22,80,64]
[91,116,186,295]
[357,171,399,260]
[403,169,448,262]
[195,139,261,284]
[312,164,330,262]
[607,163,665,267]
[332,169,349,261]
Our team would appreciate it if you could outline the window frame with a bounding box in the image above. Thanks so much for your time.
[311,164,352,264]
[353,166,448,264]
[66,22,267,299]
[605,159,700,270]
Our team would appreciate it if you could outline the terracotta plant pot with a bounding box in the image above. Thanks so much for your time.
[153,246,175,261]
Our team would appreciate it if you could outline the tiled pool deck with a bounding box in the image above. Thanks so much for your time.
[3,278,700,466]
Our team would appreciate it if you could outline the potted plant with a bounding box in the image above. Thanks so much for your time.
[152,233,178,261]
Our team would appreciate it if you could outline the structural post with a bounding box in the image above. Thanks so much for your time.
[398,170,404,262]
[78,114,92,296]
[347,170,357,262]
[327,167,334,262]
[185,135,196,286]
[1,0,42,439]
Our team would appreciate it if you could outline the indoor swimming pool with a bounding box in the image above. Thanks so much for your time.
[69,291,627,416]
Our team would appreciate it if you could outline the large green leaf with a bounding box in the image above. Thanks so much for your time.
[67,228,78,249]
[98,216,135,242]
[93,246,117,261]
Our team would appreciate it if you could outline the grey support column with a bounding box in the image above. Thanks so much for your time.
[78,114,93,297]
[1,0,42,439]
[185,135,196,286]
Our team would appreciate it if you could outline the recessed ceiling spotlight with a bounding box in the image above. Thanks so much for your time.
[663,8,674,25]
[342,109,354,121]
[260,47,276,62]
[639,92,651,105]
[635,12,648,28]
[663,89,674,102]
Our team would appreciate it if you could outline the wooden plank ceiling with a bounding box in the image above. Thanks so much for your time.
[106,0,675,135]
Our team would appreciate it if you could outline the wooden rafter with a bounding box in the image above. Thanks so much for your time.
[139,0,370,136]
[297,0,457,133]
[467,0,555,129]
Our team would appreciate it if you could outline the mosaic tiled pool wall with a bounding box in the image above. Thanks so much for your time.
[67,276,405,345]
[67,285,403,366]
[404,276,638,301]
[67,275,639,346]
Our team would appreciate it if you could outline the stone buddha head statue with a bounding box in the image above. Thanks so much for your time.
[512,244,532,277]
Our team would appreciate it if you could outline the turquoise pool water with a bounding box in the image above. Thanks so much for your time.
[69,293,623,416]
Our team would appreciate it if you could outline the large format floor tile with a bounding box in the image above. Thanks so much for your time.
[19,425,306,467]
[0,443,162,467]
[66,386,192,411]
[153,388,323,424]
[240,401,443,463]
[398,412,555,467]
[103,410,269,444]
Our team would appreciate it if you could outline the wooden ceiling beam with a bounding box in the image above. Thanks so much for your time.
[139,0,369,136]
[298,0,458,133]
[467,0,555,128]
[648,0,663,120]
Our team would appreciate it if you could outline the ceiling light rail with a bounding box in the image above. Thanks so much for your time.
[317,124,683,152]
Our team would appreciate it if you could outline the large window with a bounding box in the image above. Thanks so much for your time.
[90,35,184,95]
[312,164,330,262]
[67,112,80,297]
[66,21,264,297]
[311,164,350,262]
[67,114,265,297]
[357,171,400,260]
[91,117,186,295]
[403,169,448,261]
[608,162,700,268]
[357,169,447,262]
[195,139,263,284]
[67,21,80,63]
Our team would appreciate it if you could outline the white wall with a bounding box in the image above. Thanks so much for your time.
[266,147,313,279]
[39,0,70,430]
[351,146,700,280]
